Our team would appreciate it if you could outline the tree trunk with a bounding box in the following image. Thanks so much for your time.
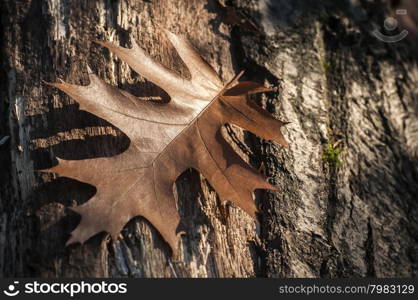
[1,0,417,278]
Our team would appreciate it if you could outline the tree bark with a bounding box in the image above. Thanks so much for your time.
[1,0,417,278]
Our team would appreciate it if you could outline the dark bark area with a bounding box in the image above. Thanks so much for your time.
[0,0,417,278]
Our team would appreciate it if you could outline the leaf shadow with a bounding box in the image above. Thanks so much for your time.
[204,0,231,41]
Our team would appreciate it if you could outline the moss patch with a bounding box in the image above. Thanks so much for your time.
[322,141,344,167]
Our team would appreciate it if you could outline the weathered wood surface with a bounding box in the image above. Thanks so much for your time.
[0,0,417,278]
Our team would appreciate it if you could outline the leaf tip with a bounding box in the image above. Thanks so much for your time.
[93,39,103,46]
[268,184,280,192]
[86,64,93,74]
[67,206,81,214]
[65,235,79,247]
[94,40,113,51]
[41,80,58,87]
[162,27,175,37]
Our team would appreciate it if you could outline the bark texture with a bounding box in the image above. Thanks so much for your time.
[0,0,417,278]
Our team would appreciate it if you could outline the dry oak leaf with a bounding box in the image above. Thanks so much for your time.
[43,30,288,253]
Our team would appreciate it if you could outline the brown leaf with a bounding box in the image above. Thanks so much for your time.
[42,30,288,253]
[224,7,261,33]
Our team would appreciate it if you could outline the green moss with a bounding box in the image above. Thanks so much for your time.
[322,61,330,74]
[322,141,343,167]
